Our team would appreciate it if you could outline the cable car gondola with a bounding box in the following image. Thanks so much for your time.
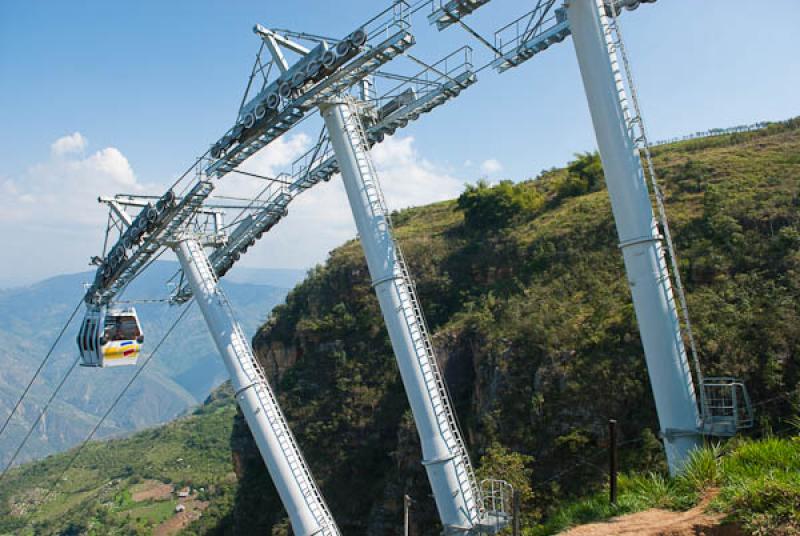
[77,305,144,367]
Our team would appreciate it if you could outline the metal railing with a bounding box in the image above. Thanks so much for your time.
[702,377,754,436]
[492,3,569,72]
[362,0,412,45]
[373,46,474,112]
[429,0,493,30]
[494,2,563,55]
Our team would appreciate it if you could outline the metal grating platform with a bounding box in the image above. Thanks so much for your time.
[429,0,493,31]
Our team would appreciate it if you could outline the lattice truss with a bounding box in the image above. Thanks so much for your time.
[84,0,654,307]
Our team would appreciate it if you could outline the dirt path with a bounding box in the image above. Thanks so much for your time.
[131,480,174,502]
[152,499,209,536]
[560,494,742,536]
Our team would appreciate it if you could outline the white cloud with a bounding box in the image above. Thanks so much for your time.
[480,158,504,176]
[372,135,465,210]
[0,133,155,284]
[4,138,146,226]
[234,134,468,272]
[245,132,311,177]
[51,132,87,157]
[213,132,312,202]
[1,130,471,286]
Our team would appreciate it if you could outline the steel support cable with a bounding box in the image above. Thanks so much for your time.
[297,126,329,186]
[0,353,82,482]
[239,42,267,117]
[108,244,168,306]
[217,125,326,235]
[749,388,799,410]
[36,301,193,506]
[530,436,647,492]
[607,10,706,415]
[403,52,463,88]
[453,18,504,57]
[531,446,611,490]
[227,168,294,185]
[208,106,316,188]
[519,0,557,49]
[406,0,433,17]
[219,172,292,234]
[0,299,83,441]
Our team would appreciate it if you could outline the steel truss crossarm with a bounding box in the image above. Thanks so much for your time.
[321,98,504,534]
[174,237,340,536]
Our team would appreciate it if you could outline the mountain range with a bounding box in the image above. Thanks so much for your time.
[0,261,304,466]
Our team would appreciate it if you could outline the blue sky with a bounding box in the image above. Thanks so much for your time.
[1,0,798,287]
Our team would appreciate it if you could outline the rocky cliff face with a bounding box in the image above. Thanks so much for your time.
[226,121,800,534]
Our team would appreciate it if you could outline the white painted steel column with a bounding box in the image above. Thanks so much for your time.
[321,101,475,533]
[567,0,702,474]
[175,238,338,536]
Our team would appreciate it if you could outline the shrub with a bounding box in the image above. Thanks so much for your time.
[457,179,544,230]
[554,152,605,200]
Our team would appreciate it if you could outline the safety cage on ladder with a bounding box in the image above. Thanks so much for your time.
[701,377,754,437]
[477,479,514,535]
[77,305,144,368]
[601,1,753,443]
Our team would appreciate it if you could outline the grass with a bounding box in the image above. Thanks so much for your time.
[527,436,800,535]
[0,384,237,535]
[119,499,180,525]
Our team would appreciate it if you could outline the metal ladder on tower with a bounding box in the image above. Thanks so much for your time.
[337,99,485,528]
[601,6,753,435]
[182,239,340,535]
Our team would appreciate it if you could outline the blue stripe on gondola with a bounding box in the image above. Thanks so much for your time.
[120,341,133,346]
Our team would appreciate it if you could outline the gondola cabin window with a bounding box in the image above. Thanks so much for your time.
[104,314,142,342]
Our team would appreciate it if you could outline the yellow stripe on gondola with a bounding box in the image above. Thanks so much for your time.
[103,344,141,359]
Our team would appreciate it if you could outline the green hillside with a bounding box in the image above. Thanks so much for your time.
[0,263,299,466]
[533,435,800,535]
[225,119,800,534]
[0,384,238,535]
[4,120,796,536]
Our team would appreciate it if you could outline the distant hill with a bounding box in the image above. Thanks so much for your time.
[0,262,304,466]
[0,383,239,535]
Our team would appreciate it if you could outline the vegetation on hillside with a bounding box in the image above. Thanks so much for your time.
[0,263,291,466]
[228,118,800,534]
[0,385,238,535]
[6,120,797,535]
[532,435,800,535]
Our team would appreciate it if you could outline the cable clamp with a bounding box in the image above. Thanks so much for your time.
[421,453,457,466]
[371,273,402,288]
[235,381,260,398]
[618,234,662,250]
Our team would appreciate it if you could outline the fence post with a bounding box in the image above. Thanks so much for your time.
[404,494,411,536]
[609,419,618,505]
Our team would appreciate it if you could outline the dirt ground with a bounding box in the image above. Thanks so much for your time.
[152,499,209,536]
[130,480,174,502]
[560,494,743,536]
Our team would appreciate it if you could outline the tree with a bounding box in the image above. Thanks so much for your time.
[556,152,605,200]
[477,444,539,531]
[458,180,544,230]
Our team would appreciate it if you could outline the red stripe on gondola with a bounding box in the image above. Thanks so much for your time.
[123,349,136,357]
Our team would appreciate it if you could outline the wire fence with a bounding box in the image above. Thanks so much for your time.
[652,122,770,147]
